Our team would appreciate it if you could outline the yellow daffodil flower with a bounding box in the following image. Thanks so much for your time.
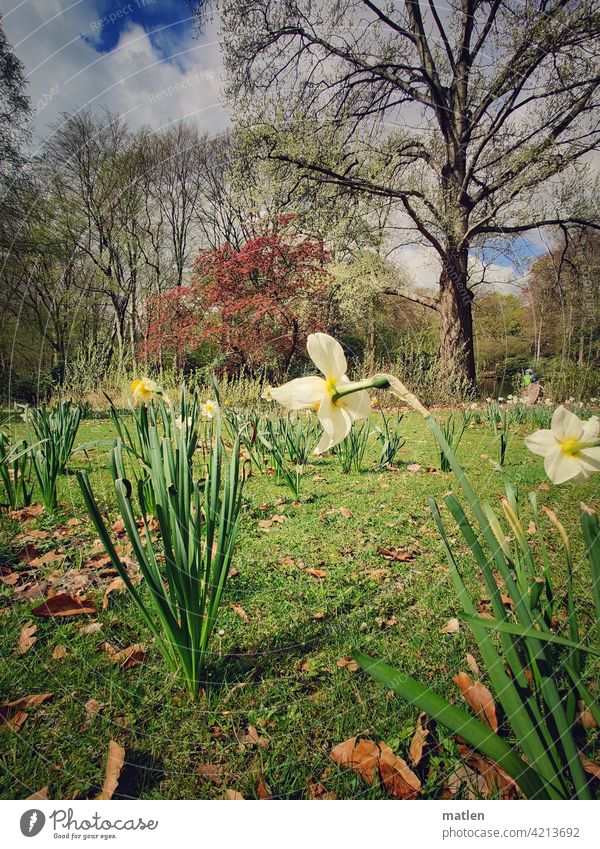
[131,377,158,404]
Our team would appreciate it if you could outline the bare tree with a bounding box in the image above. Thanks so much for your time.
[204,0,600,383]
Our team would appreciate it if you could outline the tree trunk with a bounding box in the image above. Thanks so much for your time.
[438,254,476,387]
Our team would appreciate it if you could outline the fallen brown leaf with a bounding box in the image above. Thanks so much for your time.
[338,507,352,519]
[2,692,53,710]
[197,763,223,785]
[330,736,420,799]
[408,712,430,767]
[236,725,269,749]
[30,551,66,568]
[108,644,147,669]
[51,644,68,660]
[453,672,498,732]
[31,594,97,617]
[102,577,125,609]
[79,621,102,635]
[27,786,49,800]
[10,505,44,521]
[376,546,414,562]
[305,568,326,579]
[440,618,460,634]
[580,753,600,780]
[229,602,250,622]
[84,699,103,726]
[466,653,480,676]
[97,740,125,800]
[336,656,359,672]
[18,621,37,655]
[257,775,272,799]
[224,789,244,799]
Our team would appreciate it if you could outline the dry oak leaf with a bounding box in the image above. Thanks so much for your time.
[440,618,460,634]
[257,775,272,799]
[453,672,498,732]
[330,736,421,799]
[458,745,519,799]
[376,546,414,562]
[109,644,147,669]
[27,787,49,800]
[18,621,37,655]
[31,594,97,618]
[271,514,286,524]
[1,692,53,732]
[96,739,125,800]
[197,763,223,785]
[307,781,337,800]
[579,753,600,780]
[336,656,359,672]
[102,577,125,609]
[408,712,430,767]
[305,568,327,579]
[19,542,42,564]
[258,519,273,530]
[466,653,480,677]
[229,602,250,622]
[578,701,598,730]
[79,621,102,635]
[236,725,269,749]
[51,644,68,660]
[30,551,66,568]
[10,504,45,521]
[338,507,352,519]
[224,790,244,799]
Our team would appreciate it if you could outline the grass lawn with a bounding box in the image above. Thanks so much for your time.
[1,410,598,799]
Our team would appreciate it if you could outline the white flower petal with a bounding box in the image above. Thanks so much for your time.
[544,447,582,484]
[551,405,583,441]
[307,333,347,381]
[270,376,325,411]
[577,446,600,474]
[582,416,600,440]
[524,429,557,457]
[340,389,371,422]
[315,395,352,453]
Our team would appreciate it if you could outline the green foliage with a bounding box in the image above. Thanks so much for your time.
[0,431,33,510]
[25,400,82,474]
[355,415,600,800]
[333,421,372,474]
[77,407,245,698]
[372,411,405,469]
[438,411,468,472]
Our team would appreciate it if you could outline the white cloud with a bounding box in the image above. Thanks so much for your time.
[3,0,230,150]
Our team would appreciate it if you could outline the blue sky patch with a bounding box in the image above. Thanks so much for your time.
[83,0,196,63]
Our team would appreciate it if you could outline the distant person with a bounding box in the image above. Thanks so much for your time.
[522,368,537,388]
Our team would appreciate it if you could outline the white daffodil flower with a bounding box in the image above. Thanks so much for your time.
[261,387,275,401]
[270,333,371,454]
[525,405,600,484]
[175,415,192,430]
[200,399,217,419]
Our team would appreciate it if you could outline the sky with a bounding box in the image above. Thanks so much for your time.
[2,0,228,150]
[2,0,546,290]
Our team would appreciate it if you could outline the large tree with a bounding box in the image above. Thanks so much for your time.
[202,0,600,383]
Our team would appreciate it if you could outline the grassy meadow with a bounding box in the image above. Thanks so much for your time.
[0,408,599,800]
